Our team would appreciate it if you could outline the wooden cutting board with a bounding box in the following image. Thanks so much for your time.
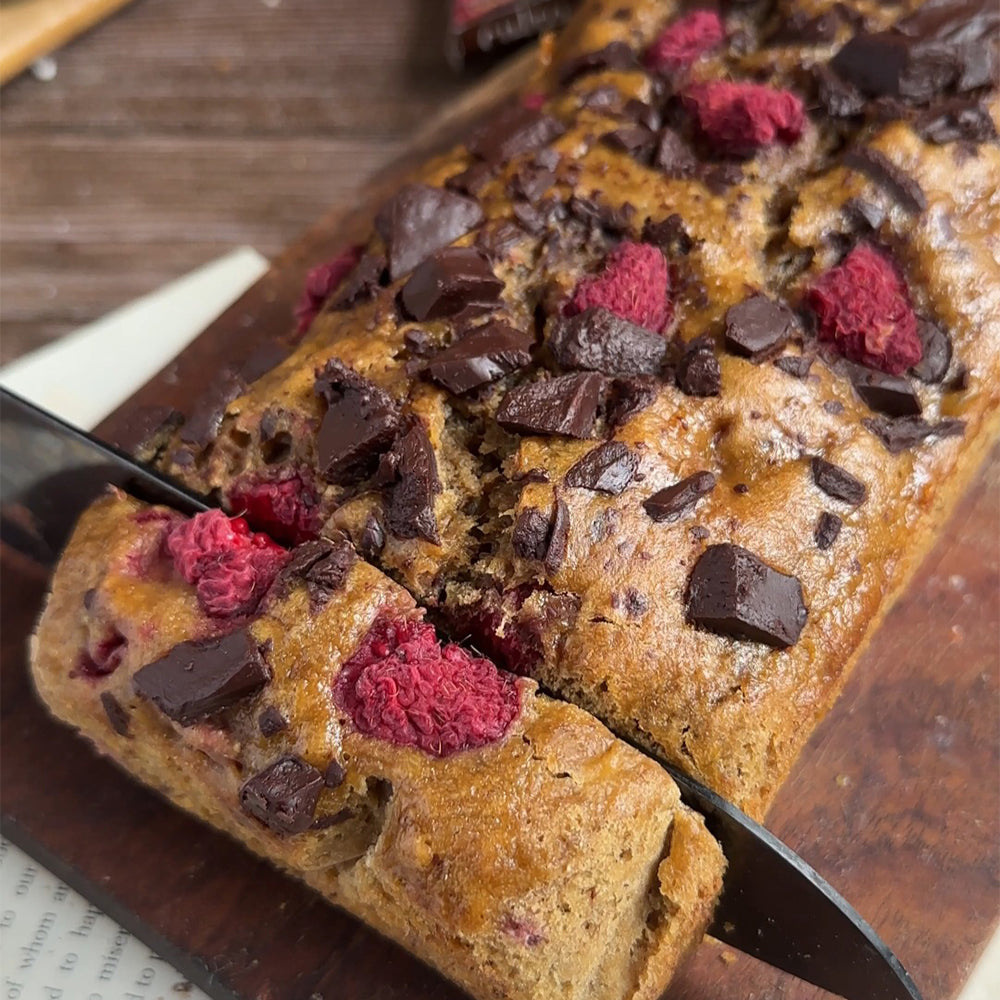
[2,46,998,1000]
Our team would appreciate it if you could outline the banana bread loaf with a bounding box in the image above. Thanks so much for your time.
[148,0,999,821]
[30,491,724,1000]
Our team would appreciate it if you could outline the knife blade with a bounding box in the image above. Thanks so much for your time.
[0,388,923,1000]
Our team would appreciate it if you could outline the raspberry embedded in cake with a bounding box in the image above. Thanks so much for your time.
[644,10,725,75]
[294,244,364,335]
[333,617,521,756]
[684,81,805,156]
[76,626,127,678]
[227,473,320,546]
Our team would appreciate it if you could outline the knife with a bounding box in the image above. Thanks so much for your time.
[0,387,923,1000]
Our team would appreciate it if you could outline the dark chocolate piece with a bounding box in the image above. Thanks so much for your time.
[676,344,721,397]
[624,98,662,130]
[469,106,566,166]
[564,441,638,495]
[606,376,659,428]
[422,322,534,394]
[544,498,570,574]
[642,213,694,256]
[549,307,668,377]
[512,507,553,561]
[281,537,356,606]
[915,98,998,143]
[476,219,529,261]
[324,759,346,789]
[330,252,386,311]
[724,296,798,362]
[133,629,270,725]
[497,372,604,438]
[815,512,844,550]
[849,366,922,417]
[179,370,244,448]
[446,160,496,197]
[643,471,716,523]
[602,125,657,164]
[770,9,840,46]
[911,319,953,383]
[844,197,887,232]
[509,161,557,202]
[359,514,386,561]
[400,247,504,321]
[686,544,808,648]
[814,63,866,117]
[315,359,401,482]
[384,418,442,544]
[811,457,867,505]
[558,41,637,84]
[823,399,846,415]
[863,414,966,452]
[843,148,927,214]
[100,692,130,738]
[654,129,699,178]
[240,756,324,835]
[258,706,288,737]
[375,184,485,280]
[774,355,814,378]
[612,588,649,618]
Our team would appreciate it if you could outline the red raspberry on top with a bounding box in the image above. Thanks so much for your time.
[684,81,805,156]
[567,242,672,332]
[806,244,923,375]
[522,91,546,111]
[333,617,521,757]
[294,244,363,335]
[645,10,725,74]
[227,473,319,546]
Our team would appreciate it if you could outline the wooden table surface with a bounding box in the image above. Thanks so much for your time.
[0,0,462,364]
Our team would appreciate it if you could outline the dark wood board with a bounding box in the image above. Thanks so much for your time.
[3,52,999,1000]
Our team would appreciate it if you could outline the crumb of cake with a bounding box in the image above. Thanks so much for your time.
[806,244,923,375]
[294,244,363,335]
[227,473,320,545]
[720,949,737,965]
[836,773,852,788]
[334,617,520,756]
[567,242,671,332]
[644,10,725,74]
[684,81,805,156]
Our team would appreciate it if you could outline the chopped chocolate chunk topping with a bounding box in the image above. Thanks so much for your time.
[724,296,798,362]
[280,537,356,606]
[606,376,659,428]
[849,365,922,417]
[445,160,496,197]
[240,756,324,835]
[843,148,927,214]
[400,247,504,321]
[476,219,529,261]
[497,373,604,439]
[545,499,571,574]
[559,41,638,84]
[422,322,534,395]
[823,400,845,415]
[314,359,401,483]
[509,161,556,202]
[330,253,386,311]
[863,415,966,452]
[565,441,638,495]
[359,514,386,561]
[844,197,887,232]
[654,129,700,178]
[549,308,668,377]
[676,344,721,397]
[469,106,566,165]
[323,759,346,789]
[512,508,552,561]
[623,98,662,131]
[383,418,442,544]
[642,213,694,256]
[911,319,953,383]
[686,544,808,648]
[643,471,716,523]
[811,457,867,505]
[813,64,866,118]
[100,692,130,737]
[602,125,657,164]
[133,629,270,725]
[916,98,998,143]
[774,355,813,378]
[375,184,485,280]
[258,705,288,737]
[815,512,843,550]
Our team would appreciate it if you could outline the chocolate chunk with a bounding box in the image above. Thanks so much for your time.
[315,359,400,482]
[844,197,887,232]
[911,319,953,383]
[643,471,716,523]
[606,376,659,428]
[549,308,668,377]
[545,499,570,574]
[330,252,386,311]
[774,355,813,378]
[509,162,557,202]
[700,164,744,195]
[642,213,694,256]
[258,706,288,736]
[813,64,866,117]
[843,148,927,214]
[863,415,965,452]
[654,129,699,178]
[359,514,386,561]
[375,184,485,280]
[771,9,840,46]
[946,363,970,391]
[240,756,324,835]
[823,399,846,416]
[400,247,504,321]
[849,366,922,417]
[624,98,662,131]
[558,41,637,85]
[179,370,243,448]
[512,508,553,561]
[811,457,867,505]
[602,125,657,164]
[686,544,808,648]
[565,441,638,495]
[100,692,130,737]
[815,512,843,550]
[469,106,566,166]
[383,418,442,544]
[133,629,270,725]
[676,344,721,397]
[612,588,649,618]
[916,98,998,143]
[497,372,604,438]
[581,84,622,110]
[446,160,496,197]
[422,322,534,395]
[324,759,346,788]
[281,537,356,606]
[476,219,529,261]
[724,296,798,362]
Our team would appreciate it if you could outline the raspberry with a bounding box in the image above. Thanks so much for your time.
[805,244,923,375]
[76,627,127,677]
[166,510,288,618]
[567,242,672,332]
[333,617,521,757]
[645,10,725,74]
[227,473,319,546]
[294,245,364,335]
[522,92,546,111]
[684,81,805,156]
